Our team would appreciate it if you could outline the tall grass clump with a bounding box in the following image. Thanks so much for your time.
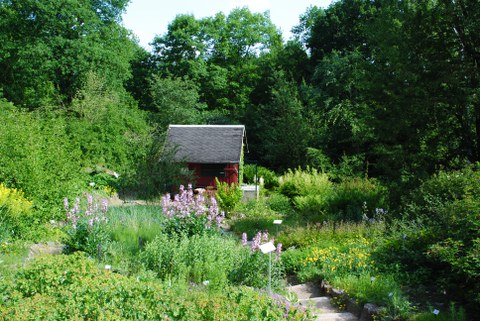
[106,205,164,254]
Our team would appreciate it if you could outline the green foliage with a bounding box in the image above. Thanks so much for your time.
[149,76,206,130]
[230,198,282,237]
[1,252,307,320]
[130,134,194,199]
[411,304,467,321]
[328,177,387,221]
[0,0,135,107]
[279,167,333,200]
[63,195,109,258]
[105,205,164,255]
[215,178,243,216]
[243,164,279,190]
[266,193,293,215]
[152,8,282,119]
[278,167,333,218]
[247,71,311,171]
[0,184,33,239]
[142,233,244,289]
[374,166,480,314]
[68,72,150,179]
[0,100,85,218]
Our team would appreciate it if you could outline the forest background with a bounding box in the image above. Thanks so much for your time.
[2,0,479,212]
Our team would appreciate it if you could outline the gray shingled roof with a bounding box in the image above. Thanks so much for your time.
[166,125,245,164]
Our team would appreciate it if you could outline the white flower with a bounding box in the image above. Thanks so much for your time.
[433,309,440,315]
[105,265,111,270]
[89,182,95,187]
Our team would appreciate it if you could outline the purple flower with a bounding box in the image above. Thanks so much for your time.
[276,243,282,257]
[251,231,262,251]
[63,197,69,213]
[100,199,108,214]
[262,231,269,242]
[241,232,248,246]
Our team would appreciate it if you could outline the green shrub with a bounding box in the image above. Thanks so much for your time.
[294,194,331,221]
[0,101,85,220]
[142,231,286,291]
[0,184,33,239]
[243,164,279,190]
[1,252,308,320]
[215,178,243,216]
[375,166,480,314]
[142,233,246,289]
[328,177,387,221]
[278,167,333,219]
[266,193,293,215]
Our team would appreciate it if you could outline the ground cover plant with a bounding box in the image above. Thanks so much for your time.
[0,252,309,321]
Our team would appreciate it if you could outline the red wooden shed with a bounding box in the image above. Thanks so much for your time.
[166,125,245,188]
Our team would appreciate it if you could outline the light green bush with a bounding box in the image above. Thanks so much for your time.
[215,178,243,216]
[0,101,85,220]
[278,167,333,219]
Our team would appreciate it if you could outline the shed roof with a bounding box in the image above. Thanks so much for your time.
[166,125,245,164]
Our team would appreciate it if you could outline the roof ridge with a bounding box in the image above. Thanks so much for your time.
[168,124,244,128]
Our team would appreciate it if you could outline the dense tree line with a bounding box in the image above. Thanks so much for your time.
[1,0,479,210]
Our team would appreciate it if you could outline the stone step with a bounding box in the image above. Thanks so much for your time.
[299,297,337,313]
[315,312,358,321]
[287,282,322,299]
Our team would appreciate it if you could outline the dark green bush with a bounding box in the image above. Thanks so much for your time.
[375,165,480,314]
[266,193,293,215]
[328,177,387,221]
[243,164,279,190]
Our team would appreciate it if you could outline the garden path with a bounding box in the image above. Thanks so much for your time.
[288,283,358,321]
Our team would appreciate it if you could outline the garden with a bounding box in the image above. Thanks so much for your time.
[1,0,479,319]
[1,164,479,320]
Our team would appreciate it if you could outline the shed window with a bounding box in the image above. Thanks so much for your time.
[201,164,226,177]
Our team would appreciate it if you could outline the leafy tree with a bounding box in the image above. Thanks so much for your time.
[0,100,84,218]
[67,72,150,179]
[0,0,135,107]
[247,72,310,171]
[151,8,282,121]
[148,76,206,130]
